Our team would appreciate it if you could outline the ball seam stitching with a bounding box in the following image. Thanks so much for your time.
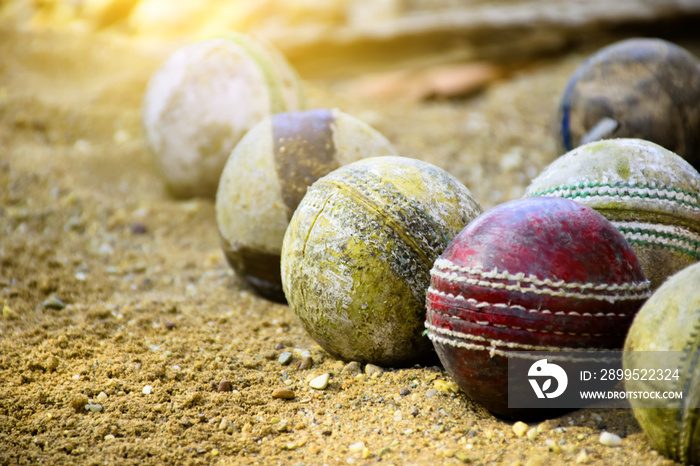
[614,222,700,259]
[425,322,621,358]
[528,182,700,213]
[432,259,651,301]
[426,303,607,337]
[427,288,633,318]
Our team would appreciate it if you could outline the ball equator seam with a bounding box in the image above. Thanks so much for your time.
[315,176,444,268]
[427,287,634,318]
[614,221,700,259]
[424,322,620,360]
[431,259,651,301]
[528,182,700,213]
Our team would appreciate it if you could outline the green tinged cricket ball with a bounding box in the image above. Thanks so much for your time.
[142,34,304,199]
[526,138,700,289]
[216,109,398,302]
[281,156,482,367]
[623,261,700,464]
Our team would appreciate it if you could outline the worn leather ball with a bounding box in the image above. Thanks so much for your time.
[526,138,700,289]
[282,156,482,367]
[425,197,651,418]
[216,108,398,302]
[558,38,700,170]
[142,34,304,198]
[624,261,700,464]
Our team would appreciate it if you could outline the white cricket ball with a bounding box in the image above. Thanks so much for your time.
[142,34,304,198]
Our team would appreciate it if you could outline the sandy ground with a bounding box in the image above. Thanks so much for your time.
[0,23,694,466]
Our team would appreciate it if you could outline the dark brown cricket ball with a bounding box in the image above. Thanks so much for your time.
[558,38,700,170]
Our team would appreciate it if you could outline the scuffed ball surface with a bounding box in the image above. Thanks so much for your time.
[281,156,482,367]
[559,38,700,169]
[142,34,304,198]
[216,108,398,301]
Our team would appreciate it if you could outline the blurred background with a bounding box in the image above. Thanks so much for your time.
[3,0,700,79]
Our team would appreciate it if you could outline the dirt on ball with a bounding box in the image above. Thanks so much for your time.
[1,23,696,466]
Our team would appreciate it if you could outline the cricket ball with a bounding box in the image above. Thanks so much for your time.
[216,108,398,302]
[142,34,304,198]
[624,261,700,464]
[558,38,700,169]
[526,138,700,289]
[425,197,651,418]
[281,156,482,367]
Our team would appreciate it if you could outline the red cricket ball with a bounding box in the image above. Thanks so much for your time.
[425,197,651,418]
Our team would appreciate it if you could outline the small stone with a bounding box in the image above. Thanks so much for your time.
[85,403,103,412]
[45,356,59,372]
[278,351,293,365]
[130,223,147,234]
[364,364,383,377]
[308,444,321,455]
[309,373,330,390]
[298,356,313,370]
[513,421,529,437]
[70,394,89,412]
[425,389,438,398]
[218,418,229,431]
[218,380,232,392]
[599,431,622,447]
[142,385,153,395]
[546,439,561,453]
[43,296,66,310]
[575,449,590,464]
[434,379,460,394]
[275,419,289,432]
[400,388,410,396]
[527,427,539,441]
[349,441,365,453]
[343,361,362,376]
[164,321,177,330]
[104,434,115,440]
[96,391,108,402]
[272,388,296,400]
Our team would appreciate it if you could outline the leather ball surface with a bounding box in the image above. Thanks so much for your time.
[282,156,482,367]
[426,197,651,417]
[559,38,700,170]
[624,261,700,464]
[216,109,398,302]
